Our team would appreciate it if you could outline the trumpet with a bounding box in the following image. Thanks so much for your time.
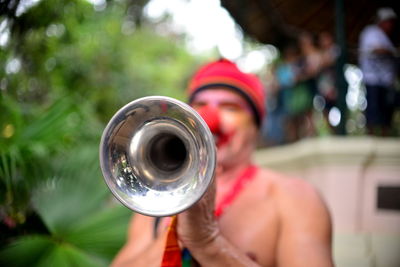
[99,96,216,217]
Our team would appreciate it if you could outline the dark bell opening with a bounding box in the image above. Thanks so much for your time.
[149,133,187,172]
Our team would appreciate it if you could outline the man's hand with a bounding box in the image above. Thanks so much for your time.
[176,176,220,251]
[175,175,261,267]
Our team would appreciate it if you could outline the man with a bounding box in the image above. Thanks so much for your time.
[112,59,333,267]
[359,7,398,135]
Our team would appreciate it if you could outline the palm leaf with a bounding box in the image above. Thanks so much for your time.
[35,242,106,267]
[64,205,131,260]
[31,144,109,235]
[0,235,53,267]
[1,142,133,266]
[19,97,77,153]
[0,234,108,267]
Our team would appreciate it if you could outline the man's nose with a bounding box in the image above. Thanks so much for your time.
[196,105,221,134]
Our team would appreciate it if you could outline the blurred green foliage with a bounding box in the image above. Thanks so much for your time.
[0,0,202,265]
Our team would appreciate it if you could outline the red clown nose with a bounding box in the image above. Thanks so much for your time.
[196,105,233,147]
[197,105,220,134]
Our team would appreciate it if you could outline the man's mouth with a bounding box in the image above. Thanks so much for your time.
[214,130,234,147]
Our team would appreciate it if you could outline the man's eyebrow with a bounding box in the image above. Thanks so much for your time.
[192,100,207,104]
[219,101,242,105]
[220,99,248,106]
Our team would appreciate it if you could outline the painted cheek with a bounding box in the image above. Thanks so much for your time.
[220,111,252,132]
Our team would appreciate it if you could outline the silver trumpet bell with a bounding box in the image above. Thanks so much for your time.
[99,96,216,217]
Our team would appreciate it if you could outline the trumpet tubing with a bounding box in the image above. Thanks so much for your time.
[99,96,216,217]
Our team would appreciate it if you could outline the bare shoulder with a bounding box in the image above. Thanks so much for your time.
[256,167,331,221]
[257,167,333,266]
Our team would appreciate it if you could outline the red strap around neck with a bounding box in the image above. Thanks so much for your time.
[214,164,258,218]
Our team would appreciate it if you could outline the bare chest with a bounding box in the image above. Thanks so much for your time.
[217,179,279,267]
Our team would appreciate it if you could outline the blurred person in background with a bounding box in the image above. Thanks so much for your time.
[359,7,398,136]
[111,59,333,267]
[273,44,304,143]
[295,32,323,139]
[316,32,339,133]
[260,70,287,146]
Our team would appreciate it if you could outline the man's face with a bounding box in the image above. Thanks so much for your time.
[191,88,257,168]
[380,19,396,34]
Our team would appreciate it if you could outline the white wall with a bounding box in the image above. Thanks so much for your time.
[254,137,400,267]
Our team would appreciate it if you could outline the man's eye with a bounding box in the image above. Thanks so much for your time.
[220,103,242,111]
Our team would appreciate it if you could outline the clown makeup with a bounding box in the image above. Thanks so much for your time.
[191,89,254,131]
[191,89,256,146]
[191,88,258,168]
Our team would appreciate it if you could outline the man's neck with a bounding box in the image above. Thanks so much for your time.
[217,160,252,184]
[215,160,256,215]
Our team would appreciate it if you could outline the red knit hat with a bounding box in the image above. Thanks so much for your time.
[188,58,265,127]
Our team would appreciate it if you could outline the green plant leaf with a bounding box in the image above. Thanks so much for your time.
[19,98,76,151]
[31,143,108,235]
[64,205,132,260]
[32,169,108,236]
[0,234,108,267]
[0,235,53,267]
[35,242,107,267]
